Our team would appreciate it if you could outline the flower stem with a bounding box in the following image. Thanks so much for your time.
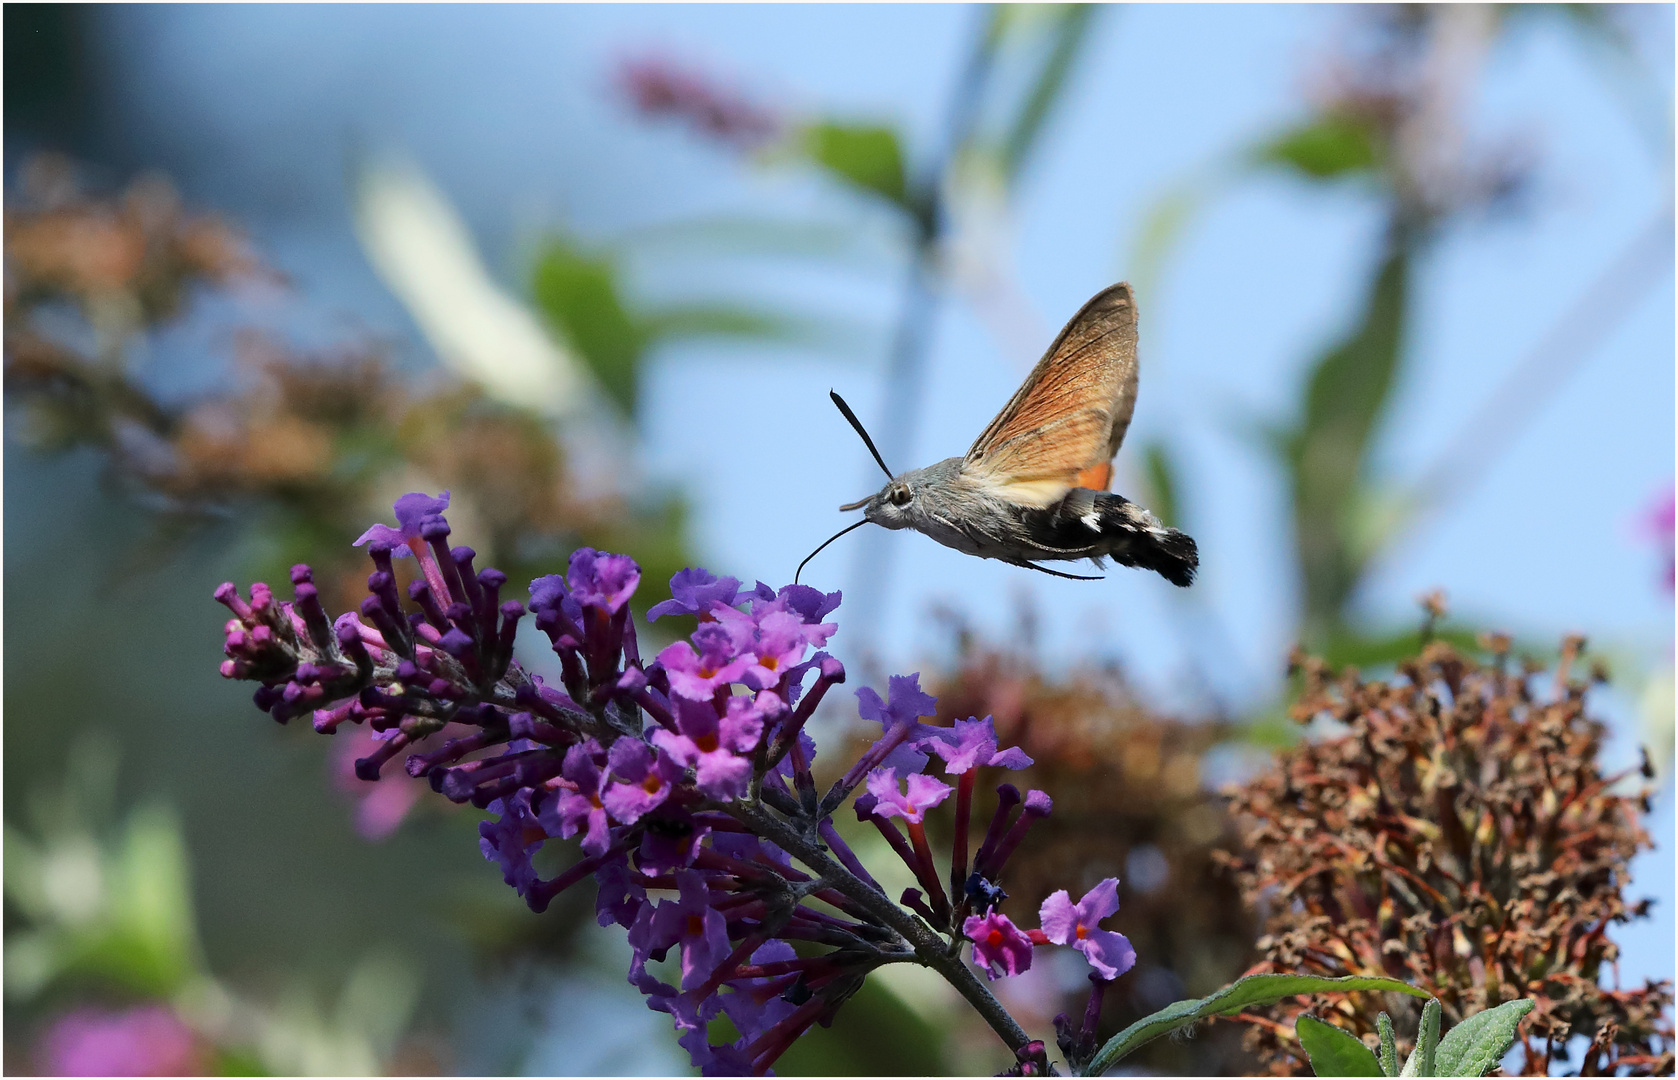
[728,800,1033,1056]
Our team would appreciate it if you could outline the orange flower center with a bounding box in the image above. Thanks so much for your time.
[699,665,717,679]
[696,732,720,753]
[589,794,602,809]
[759,655,778,671]
[687,914,705,937]
[643,774,663,794]
[1075,924,1090,940]
[987,929,1005,947]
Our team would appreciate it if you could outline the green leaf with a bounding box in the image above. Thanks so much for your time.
[640,305,816,344]
[1378,1012,1400,1077]
[1085,973,1427,1076]
[1255,114,1382,180]
[1433,1000,1535,1078]
[802,122,909,207]
[1400,998,1440,1077]
[530,238,646,414]
[1130,184,1209,304]
[1297,1014,1384,1077]
[1280,239,1412,644]
[1139,440,1182,530]
[996,4,1097,183]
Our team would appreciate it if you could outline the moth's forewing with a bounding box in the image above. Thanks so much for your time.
[963,283,1140,498]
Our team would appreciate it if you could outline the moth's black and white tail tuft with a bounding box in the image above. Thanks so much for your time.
[1123,521,1198,587]
[1089,492,1198,587]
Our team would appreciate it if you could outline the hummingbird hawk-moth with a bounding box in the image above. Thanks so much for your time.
[799,282,1198,587]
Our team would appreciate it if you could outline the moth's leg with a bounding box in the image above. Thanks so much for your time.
[1007,559,1103,581]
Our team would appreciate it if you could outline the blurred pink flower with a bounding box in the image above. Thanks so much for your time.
[1641,485,1674,594]
[614,54,782,150]
[331,723,471,840]
[39,1005,205,1077]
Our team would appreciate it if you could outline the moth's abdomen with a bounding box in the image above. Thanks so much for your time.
[1053,490,1199,587]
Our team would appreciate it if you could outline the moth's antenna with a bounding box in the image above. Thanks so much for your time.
[796,518,871,584]
[830,390,894,481]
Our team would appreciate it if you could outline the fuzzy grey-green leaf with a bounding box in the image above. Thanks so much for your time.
[1084,973,1426,1075]
[1433,1000,1535,1078]
[1400,999,1440,1076]
[1297,1015,1383,1077]
[1377,1012,1399,1076]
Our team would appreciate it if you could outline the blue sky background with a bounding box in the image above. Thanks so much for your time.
[26,3,1675,1065]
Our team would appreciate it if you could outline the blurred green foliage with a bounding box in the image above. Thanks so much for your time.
[801,122,909,209]
[1255,114,1384,181]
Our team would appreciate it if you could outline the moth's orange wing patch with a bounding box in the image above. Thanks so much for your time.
[963,283,1139,494]
[1075,462,1112,491]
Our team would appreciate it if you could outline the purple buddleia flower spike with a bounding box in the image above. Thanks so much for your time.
[216,516,1141,1076]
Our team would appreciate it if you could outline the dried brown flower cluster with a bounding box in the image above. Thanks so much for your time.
[5,155,270,467]
[921,620,1260,1075]
[1221,630,1673,1076]
[4,156,691,613]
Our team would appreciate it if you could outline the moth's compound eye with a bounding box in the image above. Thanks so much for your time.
[889,485,911,506]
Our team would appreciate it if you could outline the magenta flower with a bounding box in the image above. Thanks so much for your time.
[737,609,817,690]
[963,912,1035,980]
[615,53,783,151]
[39,1004,204,1077]
[652,693,771,801]
[542,739,612,855]
[865,767,953,825]
[922,715,1033,775]
[1641,486,1675,594]
[648,568,743,622]
[602,739,679,825]
[1039,878,1137,980]
[657,625,751,702]
[714,601,835,693]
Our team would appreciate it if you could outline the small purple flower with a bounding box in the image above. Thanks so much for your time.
[528,573,579,618]
[647,869,732,990]
[922,715,1033,775]
[963,912,1034,980]
[651,693,770,801]
[657,625,751,702]
[638,811,712,875]
[855,673,943,774]
[648,568,743,622]
[566,547,641,614]
[735,609,817,690]
[1039,878,1137,981]
[770,583,842,624]
[721,939,799,1042]
[479,789,547,894]
[541,739,612,856]
[602,739,679,825]
[353,490,450,554]
[594,855,646,929]
[857,673,937,729]
[865,767,953,825]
